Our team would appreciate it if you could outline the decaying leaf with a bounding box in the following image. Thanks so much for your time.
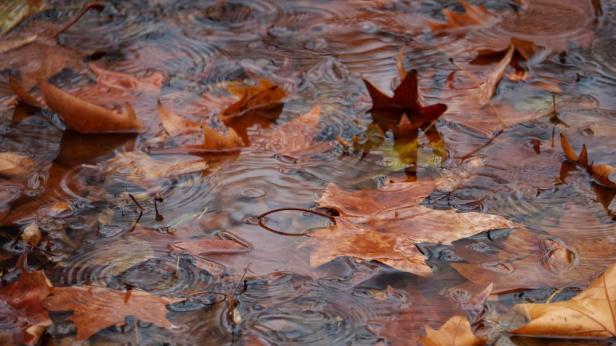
[429,0,497,33]
[0,34,37,54]
[0,152,34,177]
[0,255,53,346]
[305,182,516,275]
[103,151,208,182]
[513,262,616,338]
[560,134,616,189]
[43,285,180,341]
[421,315,485,346]
[40,81,143,134]
[478,45,514,106]
[157,101,201,136]
[222,78,286,121]
[363,69,448,132]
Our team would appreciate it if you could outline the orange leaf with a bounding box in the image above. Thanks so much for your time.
[222,78,286,120]
[514,262,616,338]
[43,285,180,341]
[157,100,201,136]
[429,0,496,33]
[40,81,143,134]
[422,315,485,346]
[8,76,42,108]
[0,256,52,345]
[202,125,244,150]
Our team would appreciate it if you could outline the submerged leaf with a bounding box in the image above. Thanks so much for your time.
[421,315,485,346]
[560,134,616,189]
[157,100,201,136]
[43,285,180,341]
[514,262,616,338]
[40,81,143,134]
[222,78,286,120]
[0,256,52,345]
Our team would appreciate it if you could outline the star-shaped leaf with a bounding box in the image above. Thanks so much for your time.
[363,70,447,131]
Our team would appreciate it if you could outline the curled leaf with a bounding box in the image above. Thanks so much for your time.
[40,81,143,134]
[421,315,485,346]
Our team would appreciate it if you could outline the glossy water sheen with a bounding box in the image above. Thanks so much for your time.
[1,0,615,345]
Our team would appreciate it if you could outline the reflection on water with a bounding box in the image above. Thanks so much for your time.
[1,0,615,344]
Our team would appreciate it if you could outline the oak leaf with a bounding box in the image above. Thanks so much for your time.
[363,69,447,132]
[40,81,143,134]
[0,255,52,345]
[513,262,616,338]
[429,0,497,33]
[421,315,485,346]
[43,285,180,341]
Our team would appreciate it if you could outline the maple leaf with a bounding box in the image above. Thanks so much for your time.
[429,0,497,33]
[40,81,143,134]
[421,315,485,346]
[560,134,616,189]
[363,69,447,132]
[304,181,516,276]
[0,255,52,346]
[43,285,180,341]
[513,261,616,338]
[222,78,286,120]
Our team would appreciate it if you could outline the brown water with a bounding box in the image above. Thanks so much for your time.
[1,0,616,345]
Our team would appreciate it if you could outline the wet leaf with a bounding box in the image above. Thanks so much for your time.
[305,182,516,276]
[513,262,616,338]
[171,237,251,256]
[479,45,514,106]
[0,255,52,345]
[421,315,485,346]
[363,69,448,133]
[40,81,143,134]
[222,78,286,121]
[8,76,43,108]
[202,125,244,151]
[43,285,180,341]
[0,34,37,54]
[429,0,497,33]
[560,134,616,189]
[0,152,34,177]
[103,152,208,182]
[21,223,41,247]
[157,100,201,136]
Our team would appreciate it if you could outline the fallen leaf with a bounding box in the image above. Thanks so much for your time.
[317,179,437,220]
[513,261,616,338]
[43,285,180,341]
[40,81,143,134]
[0,0,45,36]
[478,45,514,106]
[421,315,485,346]
[202,125,244,151]
[0,152,34,177]
[306,182,516,276]
[103,151,208,182]
[222,78,286,120]
[560,134,616,189]
[157,100,201,136]
[363,69,448,132]
[21,223,41,247]
[0,255,52,345]
[0,34,37,54]
[429,0,497,33]
[171,236,251,256]
[8,76,43,107]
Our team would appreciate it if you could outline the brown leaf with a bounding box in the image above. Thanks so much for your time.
[222,79,286,119]
[171,232,251,256]
[363,69,447,133]
[8,76,42,108]
[202,125,244,151]
[103,152,208,182]
[306,183,516,276]
[429,0,496,33]
[0,256,52,345]
[421,315,486,346]
[0,34,37,54]
[478,45,514,106]
[157,100,201,136]
[560,134,616,189]
[43,285,180,341]
[513,262,616,338]
[0,152,34,177]
[40,81,143,134]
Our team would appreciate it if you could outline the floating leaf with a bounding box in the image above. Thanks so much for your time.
[514,262,616,338]
[43,285,180,341]
[429,0,496,33]
[0,152,34,177]
[40,81,143,134]
[157,100,201,136]
[421,315,485,346]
